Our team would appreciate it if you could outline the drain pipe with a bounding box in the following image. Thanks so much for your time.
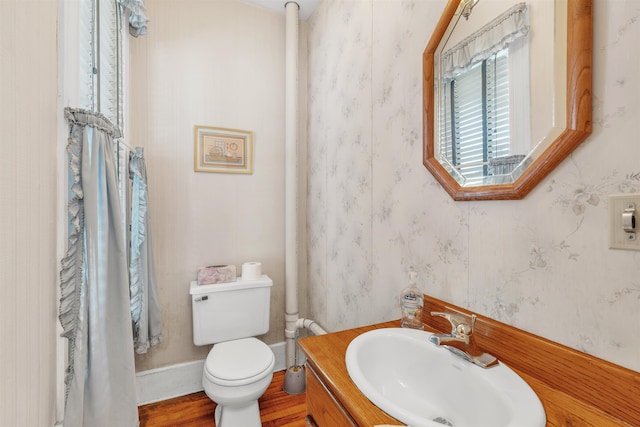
[283,0,327,394]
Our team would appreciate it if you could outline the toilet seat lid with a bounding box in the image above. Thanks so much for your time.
[205,337,274,381]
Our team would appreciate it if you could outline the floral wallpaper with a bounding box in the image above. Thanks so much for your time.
[306,0,640,372]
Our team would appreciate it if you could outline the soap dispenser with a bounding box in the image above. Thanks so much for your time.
[401,270,424,330]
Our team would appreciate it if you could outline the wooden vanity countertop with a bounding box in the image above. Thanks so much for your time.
[299,320,405,426]
[298,295,640,427]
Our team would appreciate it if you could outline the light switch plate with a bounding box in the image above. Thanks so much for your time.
[609,193,640,251]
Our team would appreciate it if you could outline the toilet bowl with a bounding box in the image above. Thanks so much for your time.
[203,338,275,426]
[190,277,275,427]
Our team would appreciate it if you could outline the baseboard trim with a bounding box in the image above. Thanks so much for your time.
[136,341,295,405]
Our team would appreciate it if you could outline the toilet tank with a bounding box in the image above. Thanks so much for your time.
[190,275,272,345]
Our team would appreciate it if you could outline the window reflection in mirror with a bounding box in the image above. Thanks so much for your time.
[423,0,591,201]
[436,2,531,185]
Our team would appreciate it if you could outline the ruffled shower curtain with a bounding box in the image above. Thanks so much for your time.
[59,108,138,427]
[130,147,163,353]
[118,0,150,37]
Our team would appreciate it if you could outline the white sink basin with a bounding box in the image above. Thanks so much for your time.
[345,328,545,427]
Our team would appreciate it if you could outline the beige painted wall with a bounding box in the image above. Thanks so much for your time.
[130,0,309,371]
[129,0,640,376]
[0,0,58,425]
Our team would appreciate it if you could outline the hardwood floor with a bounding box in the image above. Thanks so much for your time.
[138,370,307,427]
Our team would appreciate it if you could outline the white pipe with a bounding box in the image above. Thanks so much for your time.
[284,1,327,371]
[297,318,328,336]
[284,0,301,370]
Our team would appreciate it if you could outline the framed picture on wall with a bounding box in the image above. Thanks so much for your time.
[194,125,253,174]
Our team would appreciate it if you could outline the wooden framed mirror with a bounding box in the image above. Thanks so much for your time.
[423,0,592,201]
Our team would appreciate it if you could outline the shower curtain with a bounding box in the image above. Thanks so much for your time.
[129,147,163,353]
[59,108,139,427]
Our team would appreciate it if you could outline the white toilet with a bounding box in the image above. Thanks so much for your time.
[190,275,275,427]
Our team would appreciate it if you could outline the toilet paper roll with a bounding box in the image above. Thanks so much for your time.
[242,262,262,280]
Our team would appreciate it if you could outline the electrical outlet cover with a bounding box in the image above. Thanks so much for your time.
[609,193,640,251]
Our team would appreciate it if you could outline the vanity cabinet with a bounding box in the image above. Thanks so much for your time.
[299,323,401,427]
[299,295,640,427]
[305,364,356,427]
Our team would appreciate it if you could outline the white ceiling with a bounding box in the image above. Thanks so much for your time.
[241,0,320,20]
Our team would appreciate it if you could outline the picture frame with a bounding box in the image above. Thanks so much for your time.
[194,125,253,174]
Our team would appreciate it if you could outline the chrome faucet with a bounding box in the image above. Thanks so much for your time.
[428,311,498,368]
